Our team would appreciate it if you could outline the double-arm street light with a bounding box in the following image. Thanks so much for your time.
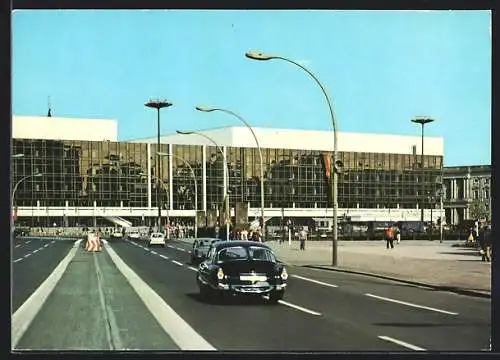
[411,117,435,223]
[157,152,198,238]
[245,50,341,266]
[145,99,173,232]
[11,172,43,237]
[195,106,266,239]
[176,129,230,240]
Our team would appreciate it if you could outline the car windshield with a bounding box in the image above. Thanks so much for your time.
[216,246,276,263]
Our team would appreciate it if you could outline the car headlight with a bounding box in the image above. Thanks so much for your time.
[280,267,288,280]
[217,268,225,280]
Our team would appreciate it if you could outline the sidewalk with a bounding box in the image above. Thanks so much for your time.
[267,240,491,298]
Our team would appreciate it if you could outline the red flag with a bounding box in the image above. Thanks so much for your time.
[322,153,331,180]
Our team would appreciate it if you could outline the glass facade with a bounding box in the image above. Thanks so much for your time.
[12,139,443,212]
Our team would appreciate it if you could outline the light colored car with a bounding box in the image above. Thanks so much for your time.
[111,230,123,238]
[149,232,166,247]
[128,230,140,239]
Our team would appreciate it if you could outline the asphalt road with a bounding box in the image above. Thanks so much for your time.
[109,238,491,351]
[15,246,178,350]
[12,238,75,313]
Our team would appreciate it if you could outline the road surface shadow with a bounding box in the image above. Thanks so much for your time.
[186,292,269,306]
[373,322,488,328]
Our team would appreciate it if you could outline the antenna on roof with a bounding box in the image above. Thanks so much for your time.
[47,96,52,117]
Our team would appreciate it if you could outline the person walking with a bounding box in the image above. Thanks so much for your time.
[478,224,491,262]
[384,226,395,249]
[394,225,401,244]
[299,227,307,250]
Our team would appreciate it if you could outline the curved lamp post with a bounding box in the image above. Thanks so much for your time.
[157,152,198,238]
[245,50,340,266]
[145,99,173,232]
[12,173,43,237]
[176,129,230,240]
[195,106,266,239]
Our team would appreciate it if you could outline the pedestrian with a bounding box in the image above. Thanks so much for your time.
[394,225,401,244]
[299,227,307,250]
[478,225,491,262]
[384,226,395,249]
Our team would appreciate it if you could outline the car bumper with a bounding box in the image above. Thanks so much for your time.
[216,283,286,294]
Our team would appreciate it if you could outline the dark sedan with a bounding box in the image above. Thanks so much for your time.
[196,241,288,303]
[191,238,221,264]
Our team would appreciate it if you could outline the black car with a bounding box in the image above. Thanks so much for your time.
[196,241,288,303]
[191,238,221,264]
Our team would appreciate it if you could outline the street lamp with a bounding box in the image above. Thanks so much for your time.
[245,50,341,266]
[157,152,198,238]
[11,173,43,238]
[195,106,266,239]
[411,117,435,223]
[176,129,230,240]
[145,99,173,233]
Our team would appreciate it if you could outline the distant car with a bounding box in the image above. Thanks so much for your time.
[149,232,166,247]
[196,240,288,303]
[191,238,221,264]
[128,230,140,240]
[111,231,123,239]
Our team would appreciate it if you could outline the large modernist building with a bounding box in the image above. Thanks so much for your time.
[12,115,445,229]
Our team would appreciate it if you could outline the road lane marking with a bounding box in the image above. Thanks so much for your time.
[12,239,82,349]
[167,245,174,249]
[291,274,338,288]
[151,251,158,255]
[365,293,458,315]
[15,245,21,248]
[175,247,185,252]
[102,239,216,351]
[43,244,49,248]
[50,240,55,244]
[159,254,169,260]
[172,260,184,267]
[277,300,321,316]
[187,266,198,271]
[32,249,39,253]
[25,240,31,244]
[23,254,31,258]
[378,336,426,351]
[13,258,22,263]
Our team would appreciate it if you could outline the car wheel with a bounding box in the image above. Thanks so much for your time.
[268,290,284,304]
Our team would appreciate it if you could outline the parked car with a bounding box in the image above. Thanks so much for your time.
[191,238,221,264]
[128,230,140,240]
[149,232,166,247]
[196,240,288,303]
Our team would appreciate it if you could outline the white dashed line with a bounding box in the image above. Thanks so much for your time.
[32,249,39,254]
[187,266,198,271]
[175,247,185,252]
[277,299,321,316]
[365,293,458,315]
[50,240,55,244]
[14,258,23,263]
[378,336,426,351]
[167,245,174,249]
[291,274,338,288]
[150,251,158,255]
[172,260,184,267]
[25,241,31,244]
[15,245,21,248]
[43,244,49,248]
[159,254,169,260]
[23,254,31,258]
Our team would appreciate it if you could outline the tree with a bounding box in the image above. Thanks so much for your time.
[469,200,489,221]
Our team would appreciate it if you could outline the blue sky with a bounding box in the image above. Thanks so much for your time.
[12,10,491,166]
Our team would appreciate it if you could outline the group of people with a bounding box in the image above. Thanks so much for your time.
[229,228,262,242]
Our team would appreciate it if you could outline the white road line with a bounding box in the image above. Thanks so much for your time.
[365,293,458,316]
[23,254,31,258]
[102,241,216,351]
[167,245,174,249]
[378,336,426,351]
[15,245,21,248]
[159,254,169,260]
[43,244,49,248]
[172,260,184,267]
[187,266,198,271]
[50,240,55,244]
[32,249,39,254]
[291,274,338,288]
[12,239,82,349]
[175,247,185,252]
[25,241,31,244]
[150,251,158,255]
[278,300,321,316]
[13,258,22,263]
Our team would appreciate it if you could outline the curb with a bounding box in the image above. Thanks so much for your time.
[301,265,491,299]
